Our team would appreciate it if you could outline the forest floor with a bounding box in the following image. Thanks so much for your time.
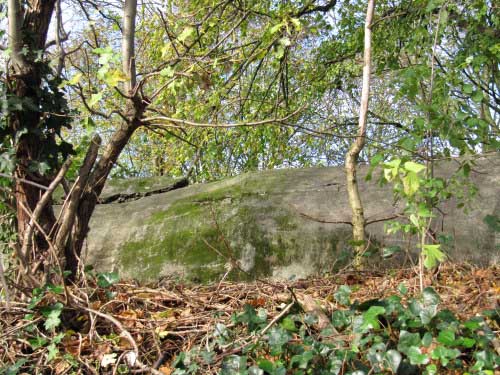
[0,263,498,374]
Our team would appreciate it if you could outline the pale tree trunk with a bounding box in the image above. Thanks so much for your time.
[344,0,375,270]
[63,0,144,276]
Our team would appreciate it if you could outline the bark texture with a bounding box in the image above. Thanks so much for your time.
[344,0,375,269]
[8,0,58,254]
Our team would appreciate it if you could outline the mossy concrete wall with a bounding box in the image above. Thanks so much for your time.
[82,154,499,282]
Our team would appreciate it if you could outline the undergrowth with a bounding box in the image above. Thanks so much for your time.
[0,265,498,374]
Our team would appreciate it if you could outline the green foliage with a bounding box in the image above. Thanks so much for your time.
[171,287,499,374]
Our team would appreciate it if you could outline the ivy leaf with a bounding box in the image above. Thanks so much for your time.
[407,346,429,365]
[29,336,48,349]
[97,272,120,288]
[425,364,438,375]
[4,359,27,375]
[360,305,386,331]
[267,327,291,355]
[280,317,297,332]
[437,330,455,346]
[248,366,264,375]
[334,285,351,306]
[384,349,402,373]
[422,287,441,306]
[397,282,408,295]
[397,330,421,354]
[221,355,247,374]
[41,302,63,331]
[332,310,351,328]
[431,346,460,366]
[290,350,314,369]
[421,332,433,347]
[257,358,274,372]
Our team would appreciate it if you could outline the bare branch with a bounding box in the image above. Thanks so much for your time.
[20,159,72,261]
[54,135,101,253]
[143,106,304,129]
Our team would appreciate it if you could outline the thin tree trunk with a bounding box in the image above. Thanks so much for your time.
[344,0,375,270]
[64,0,144,276]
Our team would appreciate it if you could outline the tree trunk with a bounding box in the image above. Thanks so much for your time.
[66,119,143,276]
[8,0,57,255]
[63,0,143,277]
[344,0,375,270]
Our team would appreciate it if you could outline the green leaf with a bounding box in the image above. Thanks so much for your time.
[431,346,460,366]
[422,287,441,306]
[402,171,420,196]
[397,331,421,354]
[257,358,274,372]
[463,84,473,94]
[421,332,433,347]
[334,285,351,306]
[407,346,429,365]
[370,153,384,167]
[422,245,446,269]
[160,66,175,78]
[384,349,402,373]
[97,272,120,288]
[425,364,438,375]
[267,327,291,355]
[88,92,103,107]
[471,90,483,103]
[46,284,64,294]
[46,343,59,362]
[178,27,195,42]
[397,282,408,295]
[41,302,63,331]
[280,317,297,332]
[269,23,284,35]
[437,330,455,346]
[4,359,27,375]
[248,366,264,375]
[290,350,314,369]
[29,336,48,349]
[404,161,426,174]
[360,306,386,331]
[420,304,438,325]
[104,69,127,87]
[457,337,476,348]
[332,310,351,328]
